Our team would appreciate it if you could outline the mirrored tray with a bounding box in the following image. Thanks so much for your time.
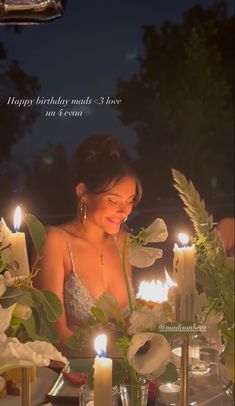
[46,358,93,404]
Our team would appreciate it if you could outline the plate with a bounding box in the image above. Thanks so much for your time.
[46,358,93,405]
[0,367,58,406]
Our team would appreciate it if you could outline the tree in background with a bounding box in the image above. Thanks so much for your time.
[25,144,74,220]
[115,1,234,209]
[0,40,40,163]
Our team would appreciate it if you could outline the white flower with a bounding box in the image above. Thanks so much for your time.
[127,332,171,377]
[13,303,32,320]
[128,218,168,268]
[0,275,6,297]
[128,305,164,334]
[0,338,68,374]
[128,246,163,268]
[0,305,68,374]
[145,218,168,243]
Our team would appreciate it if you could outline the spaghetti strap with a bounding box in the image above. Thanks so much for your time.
[59,228,76,274]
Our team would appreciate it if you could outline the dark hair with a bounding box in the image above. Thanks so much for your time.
[74,134,142,206]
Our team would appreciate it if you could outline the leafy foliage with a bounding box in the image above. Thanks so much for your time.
[172,168,234,360]
[0,214,62,343]
[115,2,234,202]
[24,214,46,257]
[0,43,40,163]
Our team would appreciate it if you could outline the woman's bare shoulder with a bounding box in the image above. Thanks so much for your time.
[43,225,68,247]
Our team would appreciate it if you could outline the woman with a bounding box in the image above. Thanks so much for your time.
[35,135,142,344]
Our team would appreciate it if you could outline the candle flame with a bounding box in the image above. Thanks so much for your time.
[94,334,107,357]
[14,206,22,232]
[136,270,176,304]
[178,232,189,246]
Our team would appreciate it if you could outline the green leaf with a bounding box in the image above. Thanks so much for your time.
[40,289,62,322]
[31,306,59,342]
[158,362,179,383]
[96,293,125,326]
[0,259,7,273]
[24,214,46,257]
[5,323,29,342]
[91,307,109,324]
[112,359,129,386]
[20,289,42,308]
[66,333,83,350]
[0,286,24,308]
[22,312,49,342]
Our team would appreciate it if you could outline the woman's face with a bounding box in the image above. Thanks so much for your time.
[85,176,137,234]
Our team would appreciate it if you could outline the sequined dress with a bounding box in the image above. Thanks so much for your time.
[63,233,133,328]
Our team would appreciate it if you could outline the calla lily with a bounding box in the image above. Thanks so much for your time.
[127,332,171,377]
[128,218,168,268]
[145,218,168,243]
[128,245,163,268]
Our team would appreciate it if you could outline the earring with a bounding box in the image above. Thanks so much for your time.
[122,216,128,223]
[79,201,87,224]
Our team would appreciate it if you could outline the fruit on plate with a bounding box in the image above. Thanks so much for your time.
[63,371,87,385]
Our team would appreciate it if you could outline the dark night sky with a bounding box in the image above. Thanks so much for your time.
[1,0,234,165]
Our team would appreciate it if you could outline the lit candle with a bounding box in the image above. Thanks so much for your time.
[158,383,180,405]
[93,334,112,406]
[173,233,196,294]
[136,270,176,306]
[10,206,30,276]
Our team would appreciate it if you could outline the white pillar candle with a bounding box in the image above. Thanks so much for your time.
[159,383,180,405]
[173,233,196,294]
[93,334,112,406]
[10,206,30,277]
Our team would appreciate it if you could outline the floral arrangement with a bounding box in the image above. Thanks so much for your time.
[67,218,180,387]
[0,168,233,401]
[172,169,234,386]
[0,214,67,396]
[67,169,234,396]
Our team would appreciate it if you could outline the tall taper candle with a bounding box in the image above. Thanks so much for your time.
[10,206,30,277]
[173,233,196,294]
[94,334,112,406]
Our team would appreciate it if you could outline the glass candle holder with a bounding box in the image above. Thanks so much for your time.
[158,382,180,405]
[119,381,149,406]
[80,385,118,406]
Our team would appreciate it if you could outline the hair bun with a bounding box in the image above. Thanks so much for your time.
[77,134,127,164]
